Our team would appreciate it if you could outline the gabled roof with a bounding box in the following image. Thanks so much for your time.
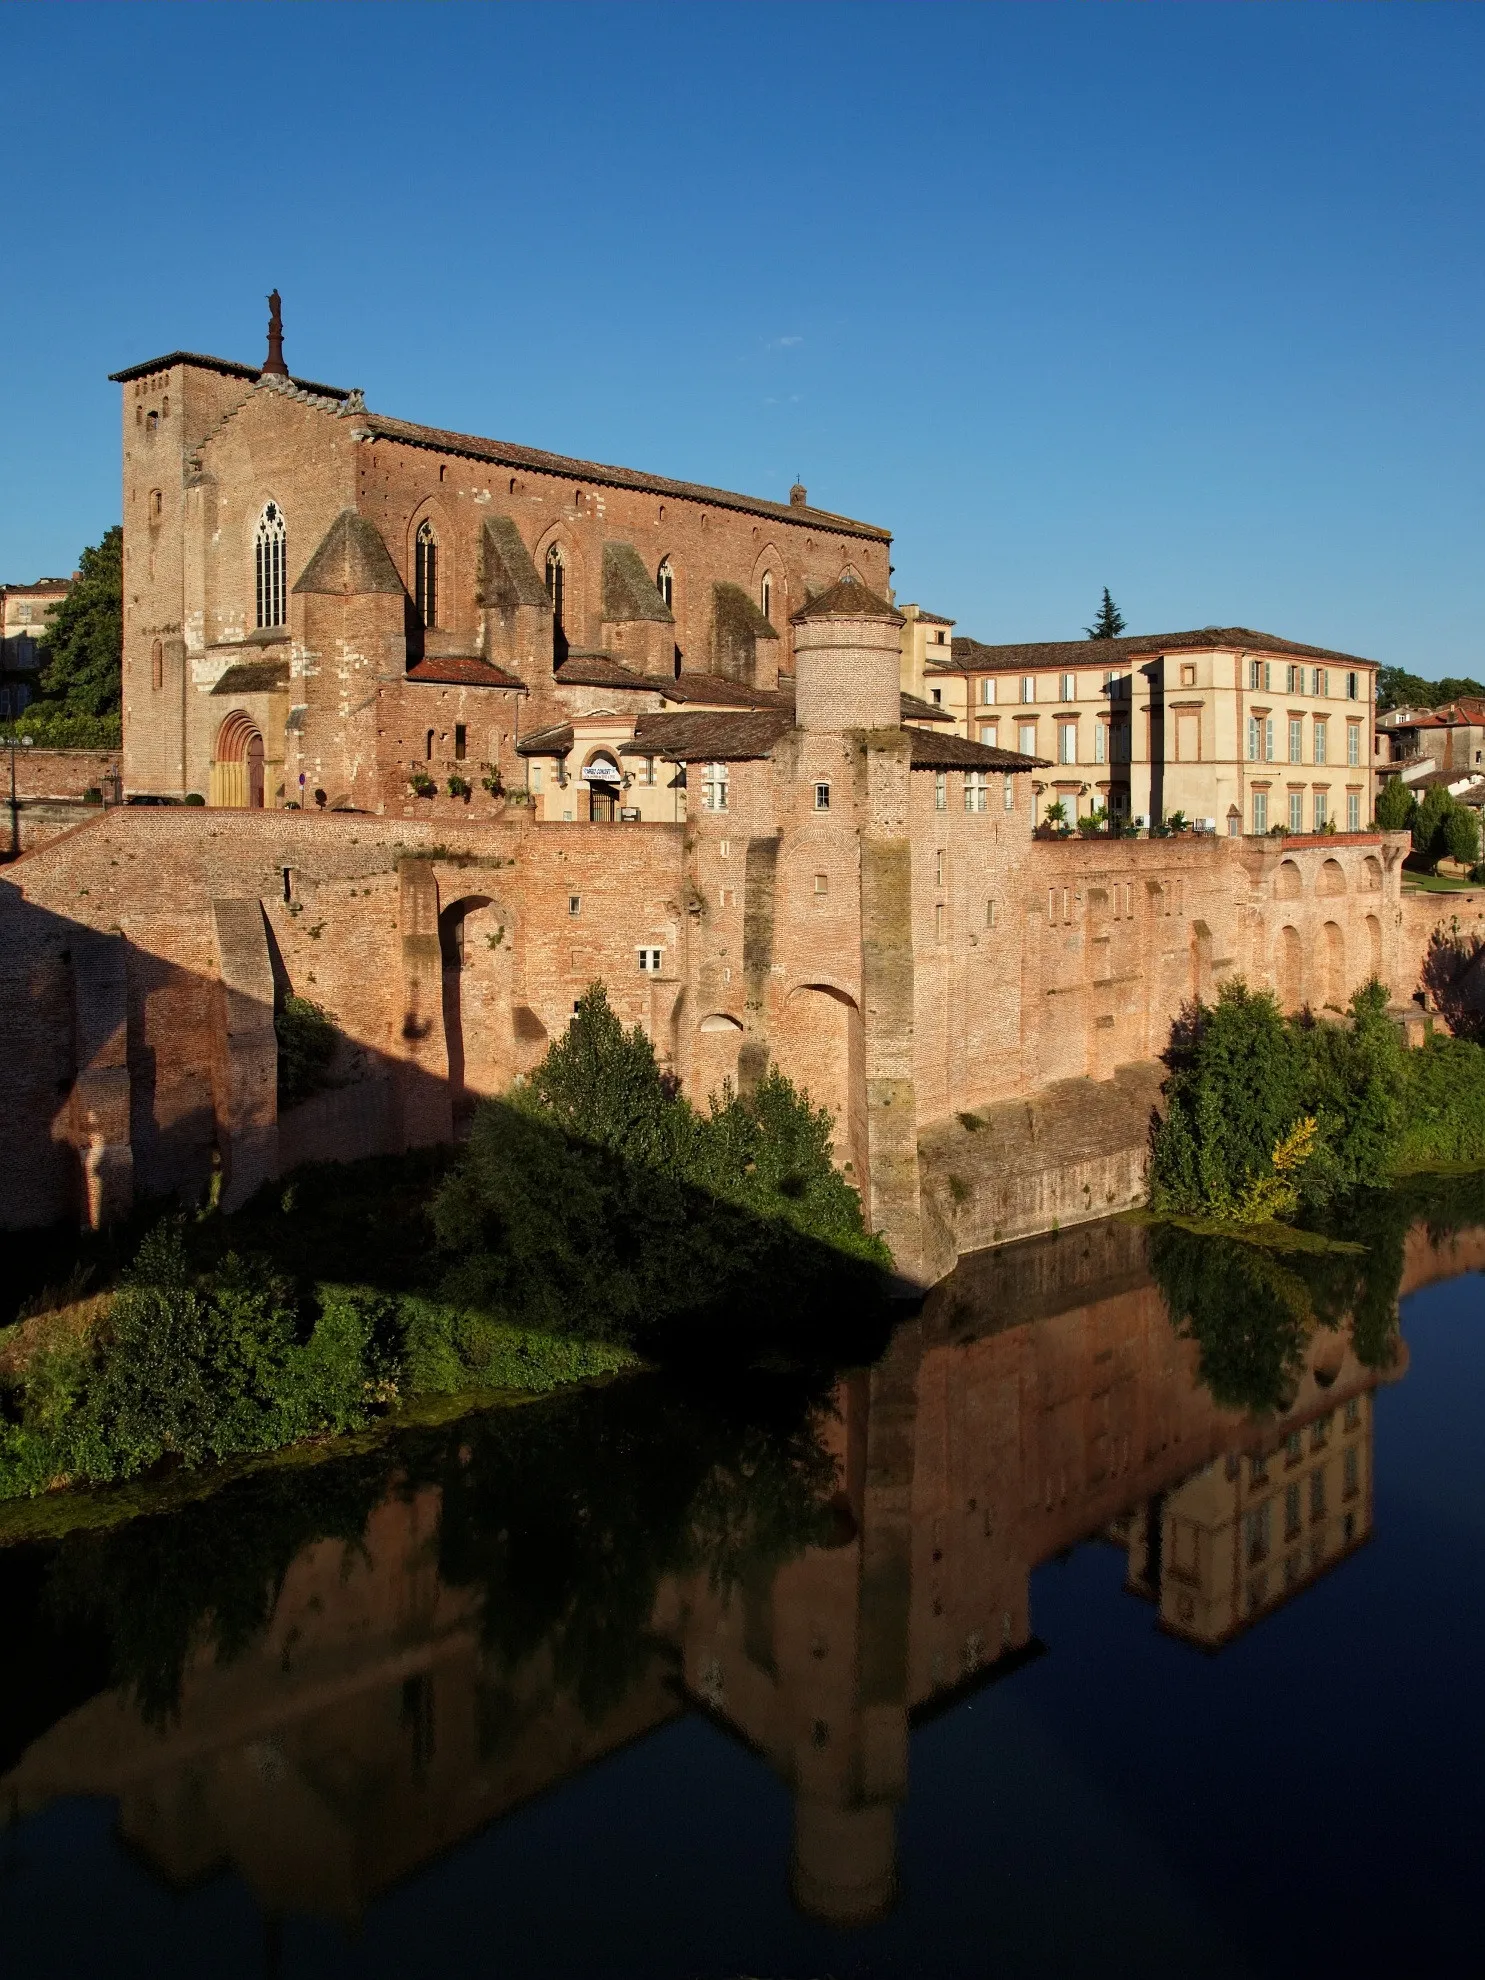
[905,729,1045,772]
[405,656,527,690]
[952,627,1379,670]
[661,672,792,711]
[360,411,891,540]
[293,511,403,596]
[622,709,794,762]
[793,573,903,624]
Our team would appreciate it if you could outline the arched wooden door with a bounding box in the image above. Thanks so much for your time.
[247,732,265,809]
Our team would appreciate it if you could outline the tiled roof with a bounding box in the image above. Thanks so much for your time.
[793,573,903,624]
[905,728,1046,773]
[900,690,955,725]
[360,411,891,541]
[405,656,527,690]
[603,542,673,624]
[909,607,955,626]
[952,627,1380,670]
[1,577,71,595]
[554,654,657,691]
[662,672,792,710]
[294,511,403,596]
[107,351,351,398]
[210,659,291,695]
[516,722,575,756]
[622,709,794,762]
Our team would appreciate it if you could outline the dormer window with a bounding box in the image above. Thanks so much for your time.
[415,520,439,628]
[255,502,287,628]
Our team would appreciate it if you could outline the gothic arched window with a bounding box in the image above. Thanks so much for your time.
[760,572,773,624]
[415,520,439,628]
[546,545,567,665]
[657,559,674,610]
[255,502,287,629]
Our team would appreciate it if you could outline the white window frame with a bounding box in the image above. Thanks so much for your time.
[1314,720,1328,766]
[934,771,947,811]
[980,677,996,705]
[1021,675,1035,704]
[964,770,988,813]
[1253,790,1268,834]
[702,761,729,812]
[1288,790,1303,834]
[813,780,831,812]
[1313,791,1328,831]
[1018,721,1036,756]
[1347,792,1361,831]
[1058,722,1077,765]
[637,947,664,974]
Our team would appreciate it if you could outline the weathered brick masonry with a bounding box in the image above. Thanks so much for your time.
[0,318,1441,1273]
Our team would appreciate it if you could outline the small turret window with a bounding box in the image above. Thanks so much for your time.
[255,502,287,628]
[415,520,439,628]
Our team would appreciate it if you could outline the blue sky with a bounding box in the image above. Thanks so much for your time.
[4,1,1482,675]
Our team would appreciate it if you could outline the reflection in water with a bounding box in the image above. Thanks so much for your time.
[3,1201,1483,1937]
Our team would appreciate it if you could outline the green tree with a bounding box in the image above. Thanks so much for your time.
[36,526,122,720]
[1376,665,1485,715]
[1084,587,1127,640]
[1374,777,1417,832]
[1412,784,1455,870]
[1444,802,1480,868]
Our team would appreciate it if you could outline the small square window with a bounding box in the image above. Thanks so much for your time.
[637,947,663,973]
[930,687,942,705]
[814,782,831,811]
[814,873,828,896]
[1180,663,1196,687]
[568,895,581,916]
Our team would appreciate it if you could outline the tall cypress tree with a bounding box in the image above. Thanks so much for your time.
[1085,587,1127,640]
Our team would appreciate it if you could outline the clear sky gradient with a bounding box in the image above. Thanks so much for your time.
[4,1,1482,675]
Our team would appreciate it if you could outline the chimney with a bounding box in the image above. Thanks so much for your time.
[262,290,288,378]
[790,481,808,508]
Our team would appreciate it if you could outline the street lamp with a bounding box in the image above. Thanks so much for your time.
[7,732,34,860]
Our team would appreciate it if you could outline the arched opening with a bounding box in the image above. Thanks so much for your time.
[211,711,266,809]
[415,519,439,628]
[1366,913,1384,987]
[1362,855,1383,893]
[776,983,866,1186]
[1190,920,1214,1003]
[657,559,674,610]
[254,502,287,629]
[546,544,568,666]
[439,893,498,1130]
[760,571,773,624]
[582,749,622,822]
[1278,924,1303,1013]
[1323,920,1346,1010]
[1276,859,1303,901]
[1318,858,1347,898]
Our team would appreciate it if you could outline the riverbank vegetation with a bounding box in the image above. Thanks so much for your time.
[0,988,889,1507]
[1150,978,1485,1230]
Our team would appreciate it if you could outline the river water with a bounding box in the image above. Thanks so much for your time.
[1,1202,1482,1979]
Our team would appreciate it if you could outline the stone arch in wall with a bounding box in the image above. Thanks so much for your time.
[210,711,265,809]
[775,982,866,1184]
[438,893,513,1125]
[1278,924,1304,1013]
[1362,855,1383,893]
[1276,859,1303,901]
[406,497,455,632]
[1318,857,1347,898]
[1322,920,1346,1009]
[749,541,787,630]
[580,747,623,822]
[1190,919,1214,1004]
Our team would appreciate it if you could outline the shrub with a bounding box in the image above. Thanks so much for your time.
[1445,803,1480,868]
[408,768,436,798]
[447,773,472,800]
[275,995,338,1108]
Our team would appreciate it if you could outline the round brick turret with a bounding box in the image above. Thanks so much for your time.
[791,573,904,732]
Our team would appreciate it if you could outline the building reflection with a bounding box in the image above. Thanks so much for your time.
[5,1216,1477,1931]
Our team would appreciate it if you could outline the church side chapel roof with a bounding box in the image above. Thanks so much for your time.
[405,656,527,690]
[952,627,1379,670]
[905,728,1046,772]
[210,659,291,695]
[478,515,549,610]
[662,672,792,711]
[554,654,658,692]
